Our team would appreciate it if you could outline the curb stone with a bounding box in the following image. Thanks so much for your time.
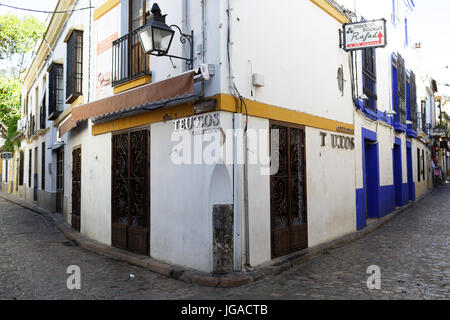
[0,188,434,288]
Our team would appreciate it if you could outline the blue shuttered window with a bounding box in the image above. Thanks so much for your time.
[392,53,406,127]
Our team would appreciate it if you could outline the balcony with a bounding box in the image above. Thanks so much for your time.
[112,26,151,88]
[27,114,36,137]
[417,112,426,134]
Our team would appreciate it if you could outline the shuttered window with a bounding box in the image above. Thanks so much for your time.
[392,53,406,124]
[66,30,83,104]
[48,63,64,120]
[410,71,417,130]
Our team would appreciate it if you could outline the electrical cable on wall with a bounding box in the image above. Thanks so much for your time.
[0,3,93,14]
[226,4,248,132]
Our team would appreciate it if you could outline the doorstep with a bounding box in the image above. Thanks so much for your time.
[0,188,434,288]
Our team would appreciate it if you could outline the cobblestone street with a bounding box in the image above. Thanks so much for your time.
[0,184,448,300]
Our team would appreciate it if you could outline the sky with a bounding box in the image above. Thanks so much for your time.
[0,0,58,21]
[0,0,449,95]
[409,0,450,96]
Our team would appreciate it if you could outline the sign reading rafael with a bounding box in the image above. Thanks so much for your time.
[343,19,387,51]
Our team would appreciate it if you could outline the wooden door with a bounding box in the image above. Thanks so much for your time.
[71,147,81,232]
[129,0,149,77]
[270,121,307,258]
[56,149,64,213]
[112,129,150,255]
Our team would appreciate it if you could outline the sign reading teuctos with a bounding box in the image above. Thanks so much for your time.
[343,19,387,51]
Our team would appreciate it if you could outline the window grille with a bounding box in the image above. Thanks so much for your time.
[48,63,64,120]
[66,30,83,103]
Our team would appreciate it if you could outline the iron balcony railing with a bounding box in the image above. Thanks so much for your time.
[112,26,151,87]
[417,112,426,133]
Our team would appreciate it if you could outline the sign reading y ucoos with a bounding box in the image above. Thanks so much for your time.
[343,19,387,51]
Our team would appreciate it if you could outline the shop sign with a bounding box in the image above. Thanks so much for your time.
[343,19,387,51]
[430,128,447,136]
[1,152,13,160]
[320,132,355,150]
[173,112,220,135]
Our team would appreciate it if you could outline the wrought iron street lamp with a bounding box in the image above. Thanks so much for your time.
[138,3,194,69]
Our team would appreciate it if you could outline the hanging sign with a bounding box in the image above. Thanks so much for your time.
[342,19,387,51]
[1,152,13,160]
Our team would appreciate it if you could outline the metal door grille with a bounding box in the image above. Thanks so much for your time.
[270,121,307,258]
[72,147,81,232]
[112,129,150,255]
[56,149,64,213]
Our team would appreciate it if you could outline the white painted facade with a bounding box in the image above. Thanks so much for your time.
[2,0,442,275]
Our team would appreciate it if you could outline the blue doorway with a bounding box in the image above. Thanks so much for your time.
[361,128,380,222]
[393,138,402,206]
[406,142,415,201]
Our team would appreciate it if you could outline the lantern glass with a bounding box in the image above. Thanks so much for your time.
[139,24,174,55]
[152,26,174,54]
[139,27,154,53]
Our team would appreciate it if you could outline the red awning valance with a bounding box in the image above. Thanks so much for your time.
[59,71,194,137]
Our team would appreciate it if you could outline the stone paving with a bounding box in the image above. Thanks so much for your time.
[0,184,448,300]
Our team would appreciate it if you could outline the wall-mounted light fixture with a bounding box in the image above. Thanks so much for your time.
[385,109,396,117]
[138,3,194,69]
[359,93,369,101]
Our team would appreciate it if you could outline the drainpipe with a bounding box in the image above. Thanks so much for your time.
[233,114,242,271]
[243,118,251,270]
[227,0,242,271]
[227,0,251,271]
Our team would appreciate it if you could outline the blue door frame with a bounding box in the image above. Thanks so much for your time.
[356,128,380,229]
[393,138,402,206]
[406,141,415,201]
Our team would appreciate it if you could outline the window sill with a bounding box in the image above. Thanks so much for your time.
[48,111,62,121]
[113,75,152,94]
[406,129,418,138]
[394,122,407,132]
[66,92,82,105]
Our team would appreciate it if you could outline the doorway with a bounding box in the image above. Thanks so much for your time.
[364,139,379,219]
[393,139,402,206]
[56,149,64,213]
[111,129,150,255]
[71,147,81,232]
[270,121,307,259]
[34,147,38,201]
[406,142,414,201]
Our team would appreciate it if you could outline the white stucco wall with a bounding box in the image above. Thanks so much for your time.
[64,120,112,245]
[150,111,233,272]
[305,126,356,246]
[219,0,353,125]
[246,116,271,266]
